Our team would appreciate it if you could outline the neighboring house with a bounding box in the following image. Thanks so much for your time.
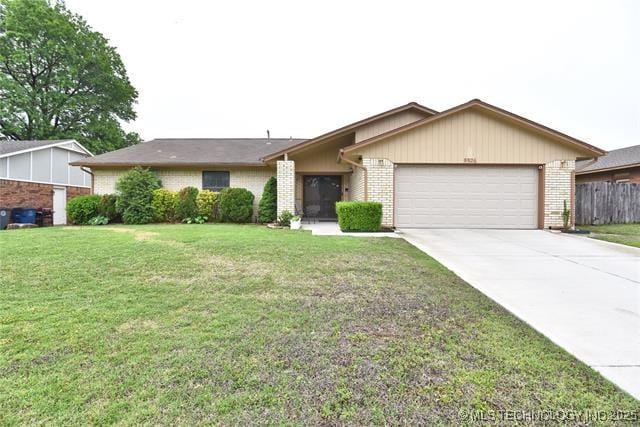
[575,144,640,184]
[0,140,93,225]
[72,99,605,229]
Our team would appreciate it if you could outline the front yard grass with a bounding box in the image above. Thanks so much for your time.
[579,223,640,248]
[0,224,637,424]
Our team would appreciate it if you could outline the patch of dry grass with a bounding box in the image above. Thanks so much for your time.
[0,224,637,425]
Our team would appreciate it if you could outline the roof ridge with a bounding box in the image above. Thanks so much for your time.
[149,137,306,141]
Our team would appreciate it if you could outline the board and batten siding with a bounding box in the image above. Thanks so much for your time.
[0,146,91,187]
[291,134,353,173]
[354,110,426,143]
[348,109,591,164]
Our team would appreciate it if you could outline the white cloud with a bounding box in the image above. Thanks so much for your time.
[66,0,639,150]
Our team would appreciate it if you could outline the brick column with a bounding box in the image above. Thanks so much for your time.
[364,158,394,227]
[544,159,575,228]
[277,160,295,217]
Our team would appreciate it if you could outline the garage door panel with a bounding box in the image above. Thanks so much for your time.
[395,165,538,229]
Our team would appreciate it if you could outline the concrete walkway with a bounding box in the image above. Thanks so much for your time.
[301,221,400,237]
[398,229,640,400]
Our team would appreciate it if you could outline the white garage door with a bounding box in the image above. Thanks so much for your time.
[395,165,538,229]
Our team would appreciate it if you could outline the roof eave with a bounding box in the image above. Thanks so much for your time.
[342,99,606,157]
[69,161,269,168]
[261,102,438,161]
[575,162,640,175]
[0,139,94,159]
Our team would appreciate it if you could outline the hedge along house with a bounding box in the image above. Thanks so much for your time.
[0,140,93,225]
[74,99,605,229]
[71,138,306,220]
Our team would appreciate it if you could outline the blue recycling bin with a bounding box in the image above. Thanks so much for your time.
[11,208,37,224]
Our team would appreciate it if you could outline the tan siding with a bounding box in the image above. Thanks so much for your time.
[291,134,352,173]
[355,110,425,143]
[295,174,303,210]
[350,109,588,164]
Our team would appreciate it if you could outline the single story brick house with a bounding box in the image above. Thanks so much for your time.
[72,99,605,229]
[575,144,640,184]
[0,140,93,225]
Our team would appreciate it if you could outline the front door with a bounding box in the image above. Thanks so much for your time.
[53,187,67,225]
[303,175,342,220]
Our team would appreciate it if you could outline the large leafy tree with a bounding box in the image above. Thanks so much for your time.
[0,0,140,153]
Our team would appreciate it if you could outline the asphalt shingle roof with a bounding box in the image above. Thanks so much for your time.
[576,144,640,173]
[0,140,71,156]
[71,138,307,167]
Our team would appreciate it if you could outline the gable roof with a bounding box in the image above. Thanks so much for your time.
[576,144,640,174]
[341,99,605,157]
[70,138,306,168]
[262,102,437,161]
[0,139,91,158]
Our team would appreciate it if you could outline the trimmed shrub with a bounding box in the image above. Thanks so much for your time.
[336,201,382,232]
[67,194,101,225]
[257,177,277,223]
[196,190,219,220]
[151,189,177,222]
[175,187,199,221]
[98,194,120,223]
[115,167,161,224]
[219,188,254,223]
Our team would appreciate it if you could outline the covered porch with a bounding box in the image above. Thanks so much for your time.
[265,133,358,221]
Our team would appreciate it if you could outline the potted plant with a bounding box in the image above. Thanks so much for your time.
[290,215,302,230]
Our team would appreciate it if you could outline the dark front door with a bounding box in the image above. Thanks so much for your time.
[303,175,342,220]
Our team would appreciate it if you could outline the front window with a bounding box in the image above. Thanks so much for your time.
[202,171,230,191]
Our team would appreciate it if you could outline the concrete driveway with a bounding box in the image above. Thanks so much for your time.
[398,229,640,400]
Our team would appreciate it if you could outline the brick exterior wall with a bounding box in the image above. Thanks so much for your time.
[93,167,274,220]
[349,166,365,201]
[0,179,90,222]
[229,168,275,218]
[276,160,295,217]
[363,158,394,227]
[575,166,640,184]
[93,169,202,194]
[544,160,575,228]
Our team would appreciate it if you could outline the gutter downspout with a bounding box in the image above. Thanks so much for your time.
[338,149,368,201]
[80,167,94,194]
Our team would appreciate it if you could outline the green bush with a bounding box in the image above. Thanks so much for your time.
[175,187,199,221]
[151,189,177,222]
[98,194,120,223]
[115,167,161,224]
[67,194,102,225]
[278,210,293,226]
[219,188,254,223]
[336,201,382,232]
[196,190,219,220]
[257,177,277,223]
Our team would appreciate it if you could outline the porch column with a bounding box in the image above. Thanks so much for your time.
[277,160,295,217]
[543,159,575,228]
[364,158,394,227]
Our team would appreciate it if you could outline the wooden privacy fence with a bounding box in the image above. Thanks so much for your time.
[575,182,640,225]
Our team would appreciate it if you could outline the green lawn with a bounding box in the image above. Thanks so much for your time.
[0,225,637,424]
[580,224,640,248]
